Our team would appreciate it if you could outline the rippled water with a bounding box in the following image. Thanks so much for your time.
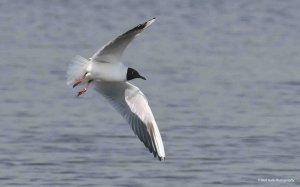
[1,0,300,186]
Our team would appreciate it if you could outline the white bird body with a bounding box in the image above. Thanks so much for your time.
[87,62,127,82]
[67,18,165,161]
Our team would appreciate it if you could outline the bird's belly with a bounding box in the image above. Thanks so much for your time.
[90,63,126,82]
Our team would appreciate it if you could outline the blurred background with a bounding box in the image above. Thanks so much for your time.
[0,0,299,186]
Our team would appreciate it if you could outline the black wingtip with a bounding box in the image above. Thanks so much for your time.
[149,17,156,22]
[153,152,165,161]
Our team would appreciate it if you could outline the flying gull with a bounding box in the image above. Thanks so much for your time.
[67,18,165,161]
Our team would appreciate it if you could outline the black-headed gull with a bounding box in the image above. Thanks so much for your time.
[67,18,165,161]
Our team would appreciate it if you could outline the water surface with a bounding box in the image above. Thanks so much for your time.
[0,0,299,186]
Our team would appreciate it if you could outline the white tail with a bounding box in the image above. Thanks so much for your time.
[66,55,90,85]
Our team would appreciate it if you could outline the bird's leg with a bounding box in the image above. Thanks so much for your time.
[73,72,88,88]
[77,79,93,97]
[73,80,82,88]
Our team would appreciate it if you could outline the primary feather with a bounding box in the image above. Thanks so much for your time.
[95,82,165,160]
[91,18,156,64]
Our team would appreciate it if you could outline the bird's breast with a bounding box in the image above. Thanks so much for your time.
[90,62,127,82]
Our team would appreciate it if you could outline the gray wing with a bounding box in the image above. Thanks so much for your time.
[90,18,156,63]
[94,81,165,161]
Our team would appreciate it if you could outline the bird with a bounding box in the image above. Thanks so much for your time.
[66,18,165,161]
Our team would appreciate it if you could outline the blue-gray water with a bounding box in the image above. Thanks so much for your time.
[0,0,299,186]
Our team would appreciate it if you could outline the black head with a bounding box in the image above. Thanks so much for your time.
[127,68,146,81]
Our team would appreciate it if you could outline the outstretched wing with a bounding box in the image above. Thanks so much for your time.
[94,81,165,161]
[90,18,156,64]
